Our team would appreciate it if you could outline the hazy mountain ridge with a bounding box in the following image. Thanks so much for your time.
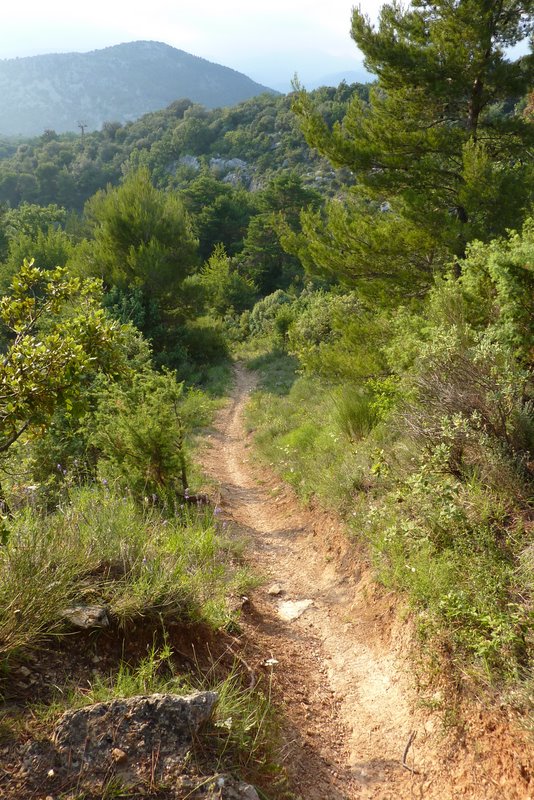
[303,68,372,90]
[0,41,276,136]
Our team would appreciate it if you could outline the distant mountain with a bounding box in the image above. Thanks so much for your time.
[0,41,277,137]
[303,67,372,90]
[271,65,372,94]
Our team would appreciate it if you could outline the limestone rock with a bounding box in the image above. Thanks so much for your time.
[17,665,32,678]
[277,599,313,622]
[205,774,260,799]
[111,747,127,764]
[178,154,200,170]
[230,781,260,799]
[61,604,109,629]
[20,740,56,776]
[53,691,218,782]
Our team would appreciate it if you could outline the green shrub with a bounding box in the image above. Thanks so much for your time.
[365,463,531,682]
[178,315,230,366]
[246,362,378,508]
[90,370,212,504]
[249,290,293,338]
[332,386,379,442]
[245,220,534,695]
[199,244,257,315]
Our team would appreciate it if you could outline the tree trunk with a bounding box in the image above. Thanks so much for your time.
[467,77,483,142]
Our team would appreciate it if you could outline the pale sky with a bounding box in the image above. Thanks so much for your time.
[0,1,384,88]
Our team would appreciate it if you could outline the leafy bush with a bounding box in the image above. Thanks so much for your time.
[2,323,153,513]
[178,316,230,366]
[395,226,534,488]
[246,222,534,695]
[199,244,257,315]
[287,289,388,381]
[248,290,293,338]
[365,461,531,681]
[0,261,122,514]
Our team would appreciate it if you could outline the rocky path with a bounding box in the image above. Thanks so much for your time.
[200,364,533,800]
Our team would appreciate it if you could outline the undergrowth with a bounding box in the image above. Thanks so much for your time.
[245,350,377,510]
[0,484,252,659]
[36,639,285,797]
[244,345,534,713]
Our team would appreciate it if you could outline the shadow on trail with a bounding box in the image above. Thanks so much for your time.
[239,602,363,800]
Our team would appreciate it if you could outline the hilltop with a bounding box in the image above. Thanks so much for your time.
[0,41,276,136]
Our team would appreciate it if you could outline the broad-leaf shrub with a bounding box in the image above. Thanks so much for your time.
[0,261,120,462]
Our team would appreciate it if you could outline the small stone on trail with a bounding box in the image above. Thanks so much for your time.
[277,599,313,622]
[267,583,283,596]
[111,747,127,764]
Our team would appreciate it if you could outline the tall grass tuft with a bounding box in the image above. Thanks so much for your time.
[0,485,252,659]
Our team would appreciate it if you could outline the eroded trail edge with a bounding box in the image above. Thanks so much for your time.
[200,364,533,800]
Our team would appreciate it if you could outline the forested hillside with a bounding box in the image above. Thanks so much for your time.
[0,1,532,797]
[0,83,364,381]
[0,82,362,211]
[0,41,276,136]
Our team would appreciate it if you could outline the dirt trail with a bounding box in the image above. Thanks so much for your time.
[200,365,533,800]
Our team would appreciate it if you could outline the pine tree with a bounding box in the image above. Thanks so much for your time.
[69,167,199,361]
[79,167,198,297]
[293,0,534,292]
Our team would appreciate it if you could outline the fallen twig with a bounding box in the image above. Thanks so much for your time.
[225,643,256,689]
[402,730,419,774]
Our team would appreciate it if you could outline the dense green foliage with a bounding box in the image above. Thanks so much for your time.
[0,262,120,464]
[241,0,534,711]
[247,219,534,698]
[292,1,534,293]
[0,0,531,759]
[0,88,357,376]
[0,85,365,211]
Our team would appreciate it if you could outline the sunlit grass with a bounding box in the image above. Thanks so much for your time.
[36,638,285,796]
[245,349,534,701]
[0,485,253,659]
